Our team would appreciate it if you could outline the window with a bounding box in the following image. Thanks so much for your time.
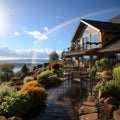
[83,29,90,35]
[91,33,99,48]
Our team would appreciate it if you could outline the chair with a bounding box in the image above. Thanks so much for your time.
[72,71,81,83]
[72,71,82,89]
[56,70,68,81]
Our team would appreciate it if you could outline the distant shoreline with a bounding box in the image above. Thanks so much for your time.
[0,58,49,73]
[0,59,49,72]
[0,58,48,65]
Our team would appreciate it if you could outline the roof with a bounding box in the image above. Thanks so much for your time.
[98,35,120,53]
[81,19,120,32]
[72,18,120,42]
[108,14,120,24]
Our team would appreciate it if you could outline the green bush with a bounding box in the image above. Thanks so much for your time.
[113,65,120,81]
[0,82,15,102]
[37,69,54,80]
[93,80,120,92]
[0,92,32,116]
[93,58,110,72]
[23,76,33,84]
[40,75,62,87]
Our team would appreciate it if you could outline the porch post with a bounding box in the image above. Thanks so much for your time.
[77,56,80,67]
[80,55,84,67]
[89,55,93,69]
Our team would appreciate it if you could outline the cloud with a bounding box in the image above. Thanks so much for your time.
[0,46,61,60]
[24,30,48,41]
[43,27,49,32]
[0,46,18,57]
[14,32,21,36]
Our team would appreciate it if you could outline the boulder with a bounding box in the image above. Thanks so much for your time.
[113,109,120,120]
[0,116,7,120]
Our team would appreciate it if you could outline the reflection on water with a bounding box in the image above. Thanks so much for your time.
[29,80,80,120]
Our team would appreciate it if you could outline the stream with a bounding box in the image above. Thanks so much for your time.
[26,80,80,120]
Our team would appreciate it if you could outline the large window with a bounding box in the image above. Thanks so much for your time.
[91,33,99,48]
[81,29,90,49]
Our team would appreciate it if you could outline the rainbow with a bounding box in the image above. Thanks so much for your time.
[31,7,120,64]
[44,7,120,36]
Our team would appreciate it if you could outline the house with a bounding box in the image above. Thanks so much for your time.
[62,15,120,68]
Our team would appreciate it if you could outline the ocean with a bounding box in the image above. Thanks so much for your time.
[0,58,49,73]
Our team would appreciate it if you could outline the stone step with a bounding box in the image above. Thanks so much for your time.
[82,101,96,107]
[80,113,98,120]
[78,105,98,115]
[78,95,99,119]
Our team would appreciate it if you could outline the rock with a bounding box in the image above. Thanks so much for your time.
[82,101,96,107]
[104,96,119,105]
[80,113,98,120]
[8,116,23,120]
[113,109,120,120]
[78,105,98,115]
[87,95,95,102]
[0,116,7,120]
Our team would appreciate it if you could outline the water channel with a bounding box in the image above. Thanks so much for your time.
[26,80,81,120]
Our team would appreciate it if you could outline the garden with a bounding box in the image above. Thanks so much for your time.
[0,51,65,119]
[90,58,120,118]
[0,51,120,119]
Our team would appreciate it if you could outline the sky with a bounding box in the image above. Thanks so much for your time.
[0,0,120,60]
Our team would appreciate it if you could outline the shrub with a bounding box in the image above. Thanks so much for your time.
[93,80,120,92]
[40,75,62,87]
[23,76,33,84]
[113,65,120,81]
[0,83,15,102]
[0,92,31,116]
[37,70,54,80]
[93,58,110,72]
[50,61,60,70]
[20,81,47,106]
[93,81,106,92]
[100,70,109,77]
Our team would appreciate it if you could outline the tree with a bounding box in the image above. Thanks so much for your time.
[0,63,15,82]
[49,51,59,63]
[21,64,29,75]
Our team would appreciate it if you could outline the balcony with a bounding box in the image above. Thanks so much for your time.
[62,46,100,58]
[62,41,102,58]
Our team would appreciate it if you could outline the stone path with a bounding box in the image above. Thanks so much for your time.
[78,95,99,120]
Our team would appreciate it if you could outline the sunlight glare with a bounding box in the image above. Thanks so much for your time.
[0,7,9,35]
